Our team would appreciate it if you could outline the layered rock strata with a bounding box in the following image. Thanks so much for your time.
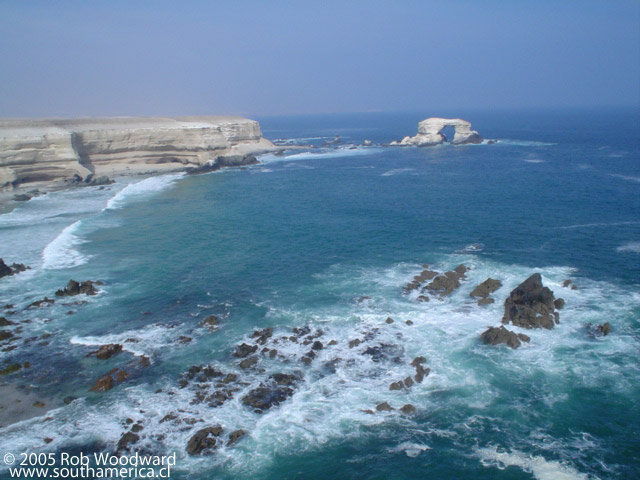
[0,116,278,191]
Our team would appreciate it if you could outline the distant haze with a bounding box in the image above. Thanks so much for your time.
[0,0,638,117]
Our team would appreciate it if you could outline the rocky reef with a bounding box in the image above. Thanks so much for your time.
[0,116,278,193]
[391,117,482,146]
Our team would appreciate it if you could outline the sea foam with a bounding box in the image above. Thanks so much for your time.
[104,173,184,211]
[41,220,88,270]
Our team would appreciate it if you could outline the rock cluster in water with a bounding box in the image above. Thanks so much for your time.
[0,259,29,279]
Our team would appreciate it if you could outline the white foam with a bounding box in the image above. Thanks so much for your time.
[476,446,594,480]
[41,220,88,270]
[609,174,640,184]
[496,139,556,147]
[381,168,415,177]
[390,442,432,457]
[557,221,640,230]
[617,242,640,253]
[259,147,379,164]
[70,323,187,358]
[524,158,546,163]
[104,173,184,211]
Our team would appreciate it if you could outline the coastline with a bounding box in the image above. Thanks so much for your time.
[0,116,285,211]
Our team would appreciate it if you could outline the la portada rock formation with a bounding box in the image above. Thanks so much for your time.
[0,116,277,191]
[392,117,482,147]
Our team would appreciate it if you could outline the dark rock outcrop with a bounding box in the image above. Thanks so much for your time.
[89,344,123,360]
[200,315,219,329]
[227,429,247,447]
[186,426,223,455]
[233,343,258,358]
[586,322,611,337]
[423,265,468,296]
[241,385,294,413]
[481,326,530,349]
[55,280,100,297]
[26,297,55,309]
[470,278,502,299]
[502,273,559,329]
[89,368,130,392]
[0,259,28,279]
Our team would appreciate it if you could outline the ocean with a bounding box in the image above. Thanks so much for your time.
[0,107,639,479]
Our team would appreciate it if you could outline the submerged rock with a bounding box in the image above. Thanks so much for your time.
[586,322,612,337]
[89,344,123,360]
[26,297,55,309]
[481,326,530,349]
[400,404,416,414]
[502,273,559,329]
[200,315,219,329]
[227,429,247,446]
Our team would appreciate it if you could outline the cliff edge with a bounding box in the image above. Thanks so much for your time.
[0,116,277,192]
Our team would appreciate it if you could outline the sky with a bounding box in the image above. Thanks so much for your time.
[0,0,638,117]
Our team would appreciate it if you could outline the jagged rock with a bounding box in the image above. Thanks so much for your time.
[502,273,558,329]
[481,326,530,349]
[27,297,55,309]
[311,340,324,350]
[389,381,404,391]
[200,315,219,329]
[13,194,31,201]
[376,402,394,412]
[470,278,502,299]
[404,376,414,388]
[251,327,273,345]
[348,339,361,348]
[116,432,140,453]
[586,322,611,337]
[242,385,294,412]
[414,365,430,383]
[233,343,258,358]
[227,429,247,446]
[0,259,29,279]
[400,404,416,414]
[271,373,301,386]
[425,269,464,295]
[417,295,430,302]
[405,320,414,325]
[89,368,130,392]
[392,118,482,146]
[186,426,223,455]
[55,280,99,297]
[478,298,495,306]
[410,356,426,367]
[239,356,258,369]
[328,340,338,346]
[84,174,114,186]
[554,298,565,309]
[562,280,572,287]
[90,344,123,359]
[385,317,394,324]
[404,269,438,292]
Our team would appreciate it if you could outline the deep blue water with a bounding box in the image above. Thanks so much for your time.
[0,108,639,480]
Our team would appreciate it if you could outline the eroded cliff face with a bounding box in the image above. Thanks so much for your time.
[0,116,276,189]
[392,117,483,146]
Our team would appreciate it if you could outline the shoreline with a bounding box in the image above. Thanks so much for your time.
[0,116,286,211]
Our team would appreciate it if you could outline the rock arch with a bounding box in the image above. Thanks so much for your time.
[393,118,482,146]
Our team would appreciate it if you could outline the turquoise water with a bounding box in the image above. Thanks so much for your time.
[0,108,639,479]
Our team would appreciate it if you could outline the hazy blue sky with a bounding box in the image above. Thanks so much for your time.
[1,0,638,117]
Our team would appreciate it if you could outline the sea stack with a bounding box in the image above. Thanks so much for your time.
[392,117,483,146]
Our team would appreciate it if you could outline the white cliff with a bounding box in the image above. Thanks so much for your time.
[0,116,278,191]
[392,117,483,146]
